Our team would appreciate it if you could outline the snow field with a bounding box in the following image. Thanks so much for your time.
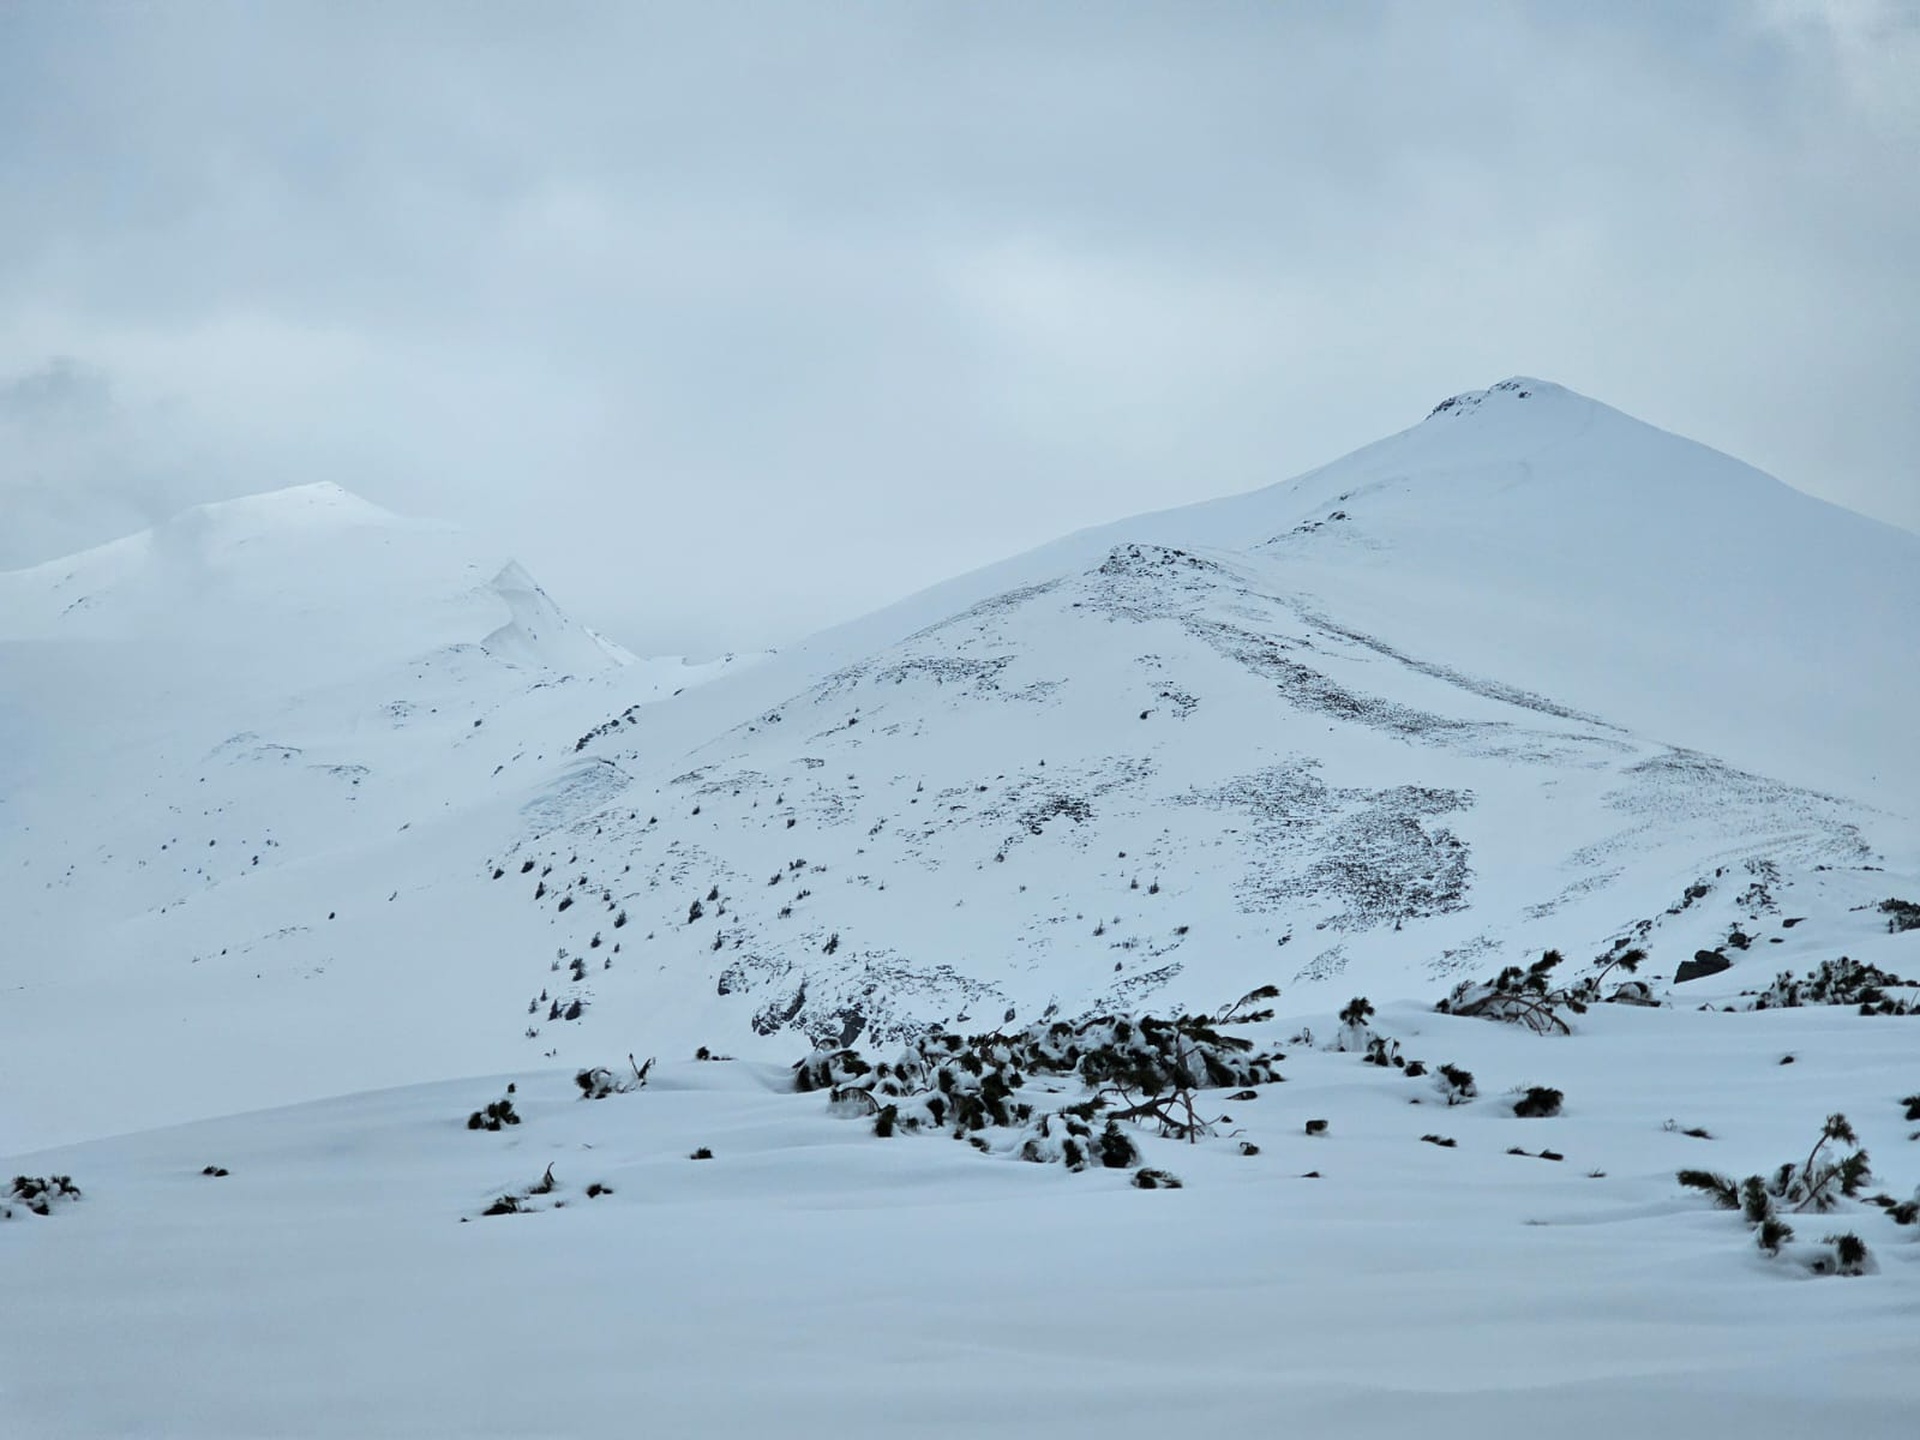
[4,999,1916,1438]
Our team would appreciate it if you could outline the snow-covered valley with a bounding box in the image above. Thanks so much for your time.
[3,379,1916,1437]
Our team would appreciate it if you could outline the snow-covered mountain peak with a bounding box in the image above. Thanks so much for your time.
[0,480,629,678]
[1424,374,1574,420]
[166,478,405,532]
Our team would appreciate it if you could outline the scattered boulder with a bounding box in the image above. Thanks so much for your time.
[1676,950,1732,984]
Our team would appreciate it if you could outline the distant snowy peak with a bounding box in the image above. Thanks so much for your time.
[0,480,625,677]
[167,479,407,533]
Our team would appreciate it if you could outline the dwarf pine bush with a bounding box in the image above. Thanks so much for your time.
[1438,946,1655,1033]
[1879,898,1920,934]
[1436,951,1576,1034]
[1808,1232,1873,1276]
[467,1097,520,1131]
[4,1175,82,1218]
[1512,1086,1564,1118]
[1676,1114,1885,1273]
[576,1055,653,1099]
[1437,1064,1478,1106]
[1740,958,1917,1015]
[797,1001,1281,1177]
[1677,1169,1739,1208]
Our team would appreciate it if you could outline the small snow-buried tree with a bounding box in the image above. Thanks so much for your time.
[1675,1114,1882,1275]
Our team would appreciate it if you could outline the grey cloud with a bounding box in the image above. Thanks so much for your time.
[0,357,245,567]
[0,1,1913,653]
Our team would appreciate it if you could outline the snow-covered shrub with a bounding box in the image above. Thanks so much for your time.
[1436,951,1577,1034]
[1334,996,1376,1052]
[1132,1168,1182,1189]
[1216,984,1281,1025]
[1809,1232,1873,1277]
[1563,945,1652,1007]
[467,1097,521,1131]
[1676,1170,1740,1209]
[1363,1035,1404,1068]
[1676,1115,1886,1273]
[798,1004,1282,1174]
[471,1163,609,1220]
[576,1055,653,1099]
[1512,1086,1564,1118]
[1737,958,1917,1015]
[1438,947,1654,1033]
[4,1174,82,1218]
[1770,1114,1871,1211]
[1681,1115,1869,1219]
[1880,898,1920,934]
[1436,1063,1477,1105]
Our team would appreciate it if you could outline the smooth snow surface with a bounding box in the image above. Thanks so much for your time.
[2,379,1915,1437]
[5,1002,1917,1439]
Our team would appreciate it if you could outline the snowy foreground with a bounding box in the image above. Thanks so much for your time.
[5,996,1917,1438]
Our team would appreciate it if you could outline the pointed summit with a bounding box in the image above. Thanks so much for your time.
[1423,375,1576,420]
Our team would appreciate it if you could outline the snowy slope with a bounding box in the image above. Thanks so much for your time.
[485,379,1916,1073]
[3,381,1914,1148]
[654,378,1917,812]
[0,484,749,1147]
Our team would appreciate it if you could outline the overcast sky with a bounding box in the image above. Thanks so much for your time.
[1,1,1914,655]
